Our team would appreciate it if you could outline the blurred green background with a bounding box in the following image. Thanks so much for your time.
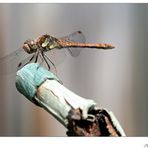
[0,3,148,136]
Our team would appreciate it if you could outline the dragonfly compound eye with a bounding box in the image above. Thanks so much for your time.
[22,40,37,54]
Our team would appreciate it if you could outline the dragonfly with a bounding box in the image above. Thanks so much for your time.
[0,31,115,75]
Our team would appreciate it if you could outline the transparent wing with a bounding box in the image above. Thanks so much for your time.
[0,48,31,75]
[60,31,86,57]
[0,31,85,75]
[0,48,66,75]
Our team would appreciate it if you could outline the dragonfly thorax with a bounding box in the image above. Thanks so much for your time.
[38,34,61,51]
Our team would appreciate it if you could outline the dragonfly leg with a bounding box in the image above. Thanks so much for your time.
[41,51,51,70]
[18,53,36,68]
[44,53,57,74]
[44,53,61,83]
[36,53,44,70]
[35,51,39,63]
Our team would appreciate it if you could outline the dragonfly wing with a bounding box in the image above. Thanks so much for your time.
[60,31,86,43]
[60,31,86,57]
[0,48,30,75]
[67,48,81,57]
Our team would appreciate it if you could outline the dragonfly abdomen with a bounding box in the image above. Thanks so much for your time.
[57,40,115,50]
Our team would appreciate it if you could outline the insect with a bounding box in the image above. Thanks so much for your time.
[0,31,115,75]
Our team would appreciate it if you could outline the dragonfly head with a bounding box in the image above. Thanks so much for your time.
[22,39,38,54]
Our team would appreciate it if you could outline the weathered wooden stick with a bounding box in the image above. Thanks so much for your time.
[16,63,126,136]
